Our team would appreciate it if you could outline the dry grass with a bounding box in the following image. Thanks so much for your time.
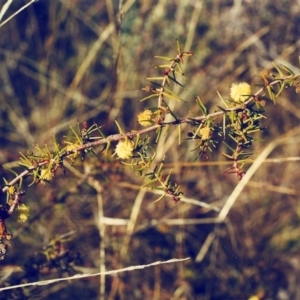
[0,0,300,299]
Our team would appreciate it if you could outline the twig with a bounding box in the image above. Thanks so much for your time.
[0,0,37,28]
[0,257,190,291]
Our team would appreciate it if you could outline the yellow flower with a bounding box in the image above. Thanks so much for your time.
[8,185,16,195]
[137,109,153,126]
[17,204,30,223]
[230,82,252,103]
[64,142,80,161]
[18,213,29,223]
[200,127,211,140]
[40,168,54,183]
[115,139,134,159]
[18,203,30,214]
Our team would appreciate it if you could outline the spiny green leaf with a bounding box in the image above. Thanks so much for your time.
[155,127,163,143]
[216,105,227,112]
[178,123,182,145]
[158,64,172,68]
[176,63,185,76]
[154,55,173,61]
[266,85,276,104]
[221,151,234,159]
[196,96,208,115]
[146,77,165,81]
[142,178,158,187]
[280,64,295,75]
[275,81,286,97]
[156,162,164,177]
[140,94,158,102]
[272,62,284,77]
[217,91,230,108]
[161,92,182,101]
[167,74,184,87]
[222,141,236,152]
[154,193,165,202]
[176,40,182,54]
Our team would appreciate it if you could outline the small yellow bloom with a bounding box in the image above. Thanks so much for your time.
[137,109,153,126]
[230,82,252,103]
[17,204,30,223]
[40,168,54,182]
[115,139,134,159]
[18,213,29,223]
[200,127,211,140]
[65,142,80,161]
[8,186,16,195]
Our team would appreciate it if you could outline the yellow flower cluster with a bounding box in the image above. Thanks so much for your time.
[230,82,252,103]
[8,185,16,195]
[17,204,30,223]
[115,139,134,159]
[64,142,80,161]
[200,127,211,140]
[137,109,153,127]
[40,168,54,182]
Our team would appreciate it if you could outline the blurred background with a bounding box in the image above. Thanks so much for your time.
[0,0,300,299]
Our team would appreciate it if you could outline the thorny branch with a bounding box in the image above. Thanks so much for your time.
[1,71,297,193]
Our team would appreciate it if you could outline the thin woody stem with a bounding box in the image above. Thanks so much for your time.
[156,51,190,108]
